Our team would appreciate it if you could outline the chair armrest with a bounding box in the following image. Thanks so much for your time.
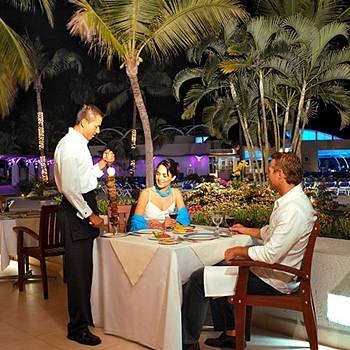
[13,226,39,241]
[229,257,308,279]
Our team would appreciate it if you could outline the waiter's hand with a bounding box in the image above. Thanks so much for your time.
[88,213,104,227]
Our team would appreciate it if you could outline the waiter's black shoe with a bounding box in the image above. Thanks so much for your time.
[67,329,102,346]
[205,332,246,348]
[183,342,200,350]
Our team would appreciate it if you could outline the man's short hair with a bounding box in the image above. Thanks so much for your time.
[271,152,303,185]
[76,104,104,124]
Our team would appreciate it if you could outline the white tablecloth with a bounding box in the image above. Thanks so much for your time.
[0,216,40,270]
[91,231,253,350]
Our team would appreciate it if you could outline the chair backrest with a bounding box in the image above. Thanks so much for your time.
[299,219,320,284]
[38,205,62,250]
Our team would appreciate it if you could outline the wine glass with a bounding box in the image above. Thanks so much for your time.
[211,212,223,234]
[169,209,178,220]
[225,215,236,228]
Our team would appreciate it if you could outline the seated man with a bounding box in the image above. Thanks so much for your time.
[182,152,316,350]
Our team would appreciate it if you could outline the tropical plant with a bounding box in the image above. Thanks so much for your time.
[0,0,55,117]
[249,0,350,26]
[67,0,248,187]
[28,37,83,182]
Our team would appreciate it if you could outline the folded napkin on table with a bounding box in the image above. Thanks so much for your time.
[109,238,159,286]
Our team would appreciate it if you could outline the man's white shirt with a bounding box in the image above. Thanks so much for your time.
[248,184,316,294]
[54,128,104,219]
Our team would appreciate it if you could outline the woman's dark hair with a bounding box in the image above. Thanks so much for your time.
[156,159,179,178]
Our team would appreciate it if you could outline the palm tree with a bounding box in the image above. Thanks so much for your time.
[0,0,55,117]
[249,0,350,26]
[67,0,247,187]
[268,16,350,153]
[29,38,82,182]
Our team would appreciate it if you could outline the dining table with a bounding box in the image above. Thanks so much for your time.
[91,227,254,350]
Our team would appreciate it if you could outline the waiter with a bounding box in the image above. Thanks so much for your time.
[54,104,115,346]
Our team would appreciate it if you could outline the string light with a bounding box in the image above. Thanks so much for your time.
[37,111,48,182]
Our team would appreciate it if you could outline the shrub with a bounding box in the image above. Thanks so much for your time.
[184,181,350,240]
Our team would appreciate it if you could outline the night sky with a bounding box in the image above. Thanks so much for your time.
[1,0,349,145]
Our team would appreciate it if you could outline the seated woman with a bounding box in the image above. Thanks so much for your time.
[130,159,190,231]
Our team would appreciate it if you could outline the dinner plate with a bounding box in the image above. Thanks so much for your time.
[148,233,174,240]
[158,240,181,245]
[183,233,219,241]
[135,229,162,234]
[100,232,115,238]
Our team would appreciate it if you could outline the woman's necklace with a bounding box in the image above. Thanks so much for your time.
[155,185,172,197]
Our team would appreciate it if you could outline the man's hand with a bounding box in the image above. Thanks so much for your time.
[88,212,104,227]
[229,223,246,235]
[224,246,249,262]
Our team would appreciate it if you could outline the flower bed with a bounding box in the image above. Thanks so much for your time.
[183,180,350,240]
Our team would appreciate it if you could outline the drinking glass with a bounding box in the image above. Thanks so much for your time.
[169,209,178,220]
[225,215,236,228]
[212,212,223,234]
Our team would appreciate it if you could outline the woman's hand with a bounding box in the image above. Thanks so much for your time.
[148,220,164,229]
[164,218,176,229]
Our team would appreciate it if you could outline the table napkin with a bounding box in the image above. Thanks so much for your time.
[109,238,159,286]
[204,265,239,297]
[189,234,254,266]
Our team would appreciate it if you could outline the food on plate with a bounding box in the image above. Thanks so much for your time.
[153,231,171,239]
[161,238,176,245]
[174,223,194,233]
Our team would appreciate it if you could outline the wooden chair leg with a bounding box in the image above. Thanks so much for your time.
[303,300,318,350]
[25,255,30,274]
[245,306,252,341]
[40,257,48,299]
[235,303,246,350]
[17,252,25,292]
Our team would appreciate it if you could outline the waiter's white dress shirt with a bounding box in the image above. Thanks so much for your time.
[54,127,104,219]
[248,184,316,294]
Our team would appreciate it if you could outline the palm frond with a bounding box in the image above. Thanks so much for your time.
[42,49,83,78]
[106,91,130,115]
[0,65,17,117]
[68,0,126,65]
[311,22,349,67]
[147,0,248,60]
[7,0,55,27]
[0,18,32,88]
[173,68,204,101]
[219,59,249,74]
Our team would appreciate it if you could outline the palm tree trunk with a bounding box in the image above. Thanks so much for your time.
[257,118,266,181]
[229,83,258,181]
[130,102,137,176]
[270,102,280,151]
[34,77,48,183]
[126,62,154,187]
[282,101,291,151]
[258,70,269,177]
[296,99,311,156]
[292,81,307,152]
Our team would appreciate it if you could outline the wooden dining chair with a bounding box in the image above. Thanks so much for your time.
[13,204,64,299]
[228,220,320,350]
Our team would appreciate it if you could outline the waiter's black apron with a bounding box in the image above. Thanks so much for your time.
[58,190,99,334]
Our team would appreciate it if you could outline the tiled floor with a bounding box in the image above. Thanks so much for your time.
[0,261,338,350]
